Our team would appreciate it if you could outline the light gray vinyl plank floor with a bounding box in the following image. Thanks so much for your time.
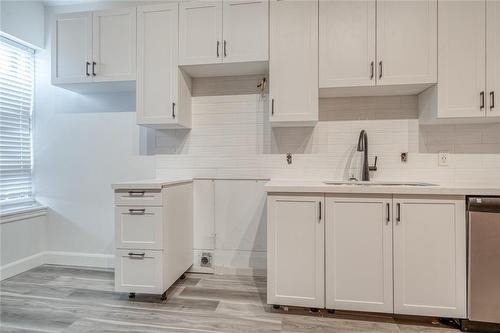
[0,265,459,333]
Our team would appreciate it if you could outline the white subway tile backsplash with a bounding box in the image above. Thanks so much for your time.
[153,92,500,187]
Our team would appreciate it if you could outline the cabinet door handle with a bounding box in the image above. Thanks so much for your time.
[128,208,146,215]
[128,252,145,258]
[378,61,383,79]
[491,91,495,110]
[386,203,390,223]
[127,191,145,197]
[480,91,485,110]
[271,98,275,116]
[86,62,90,76]
[92,62,96,76]
[370,61,374,80]
[172,102,176,119]
[224,40,227,57]
[216,41,220,57]
[318,201,322,221]
[396,203,401,223]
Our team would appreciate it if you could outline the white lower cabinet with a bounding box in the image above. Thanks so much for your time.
[268,193,466,318]
[325,195,393,313]
[267,194,324,308]
[114,182,193,297]
[393,196,467,318]
[115,249,163,294]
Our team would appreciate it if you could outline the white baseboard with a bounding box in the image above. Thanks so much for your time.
[1,250,267,281]
[0,252,45,281]
[44,251,114,269]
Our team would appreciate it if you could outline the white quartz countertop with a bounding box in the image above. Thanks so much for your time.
[264,180,500,196]
[111,179,193,190]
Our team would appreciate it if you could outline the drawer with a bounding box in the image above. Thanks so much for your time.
[115,249,163,294]
[115,207,163,250]
[114,189,162,206]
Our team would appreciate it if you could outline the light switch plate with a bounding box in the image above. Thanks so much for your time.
[438,152,449,166]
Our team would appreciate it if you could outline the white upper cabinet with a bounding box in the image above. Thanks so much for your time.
[376,0,437,86]
[438,0,486,118]
[269,0,318,126]
[52,12,93,84]
[267,194,324,308]
[137,4,191,129]
[179,0,268,66]
[179,1,223,66]
[222,1,269,63]
[393,196,466,318]
[325,195,393,314]
[319,0,437,96]
[92,8,136,81]
[319,0,376,88]
[487,0,500,116]
[52,8,136,85]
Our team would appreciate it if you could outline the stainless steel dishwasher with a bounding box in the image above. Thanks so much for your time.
[467,197,500,327]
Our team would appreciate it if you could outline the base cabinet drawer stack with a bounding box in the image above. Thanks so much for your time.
[267,193,467,319]
[114,182,193,297]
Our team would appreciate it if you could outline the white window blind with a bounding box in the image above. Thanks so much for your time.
[0,37,35,205]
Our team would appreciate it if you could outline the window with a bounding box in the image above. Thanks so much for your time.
[0,37,35,207]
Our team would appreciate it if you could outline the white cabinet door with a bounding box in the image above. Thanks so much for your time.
[92,8,136,81]
[267,194,324,308]
[487,0,500,116]
[115,206,163,250]
[179,1,223,65]
[319,0,376,88]
[52,12,93,84]
[325,195,393,313]
[376,0,437,86]
[269,0,318,126]
[115,249,163,294]
[222,0,268,63]
[438,1,486,118]
[393,196,466,318]
[137,4,178,126]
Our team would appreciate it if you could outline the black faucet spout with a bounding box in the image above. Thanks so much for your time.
[357,130,369,181]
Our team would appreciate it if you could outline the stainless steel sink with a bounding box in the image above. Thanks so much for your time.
[323,181,438,187]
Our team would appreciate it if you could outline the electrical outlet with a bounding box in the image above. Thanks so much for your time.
[438,152,449,166]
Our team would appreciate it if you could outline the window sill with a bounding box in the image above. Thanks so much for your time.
[0,203,47,224]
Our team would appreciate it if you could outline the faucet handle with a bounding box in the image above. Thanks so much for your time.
[369,156,378,172]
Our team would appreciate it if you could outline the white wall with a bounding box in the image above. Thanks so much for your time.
[0,215,46,279]
[0,0,45,48]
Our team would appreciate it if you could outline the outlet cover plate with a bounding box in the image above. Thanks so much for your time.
[438,152,449,166]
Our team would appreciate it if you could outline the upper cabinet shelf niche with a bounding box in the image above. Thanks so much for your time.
[419,0,500,123]
[51,8,137,91]
[319,0,437,98]
[179,0,269,78]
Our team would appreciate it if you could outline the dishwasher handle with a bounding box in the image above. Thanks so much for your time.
[468,197,500,213]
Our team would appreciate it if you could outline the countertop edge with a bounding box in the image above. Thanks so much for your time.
[111,179,193,190]
[264,183,500,196]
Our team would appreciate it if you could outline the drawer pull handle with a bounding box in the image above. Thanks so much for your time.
[386,203,390,223]
[396,203,401,223]
[128,252,145,257]
[128,191,145,197]
[128,208,146,215]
